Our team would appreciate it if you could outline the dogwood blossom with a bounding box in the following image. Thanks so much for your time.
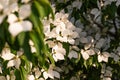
[0,0,18,24]
[1,48,23,69]
[52,44,66,62]
[98,52,110,62]
[43,65,60,79]
[68,50,78,59]
[7,4,32,37]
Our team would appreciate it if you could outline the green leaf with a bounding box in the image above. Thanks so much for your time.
[33,0,54,19]
[15,69,21,80]
[29,31,45,67]
[21,33,33,62]
[17,32,26,46]
[21,56,31,73]
[20,67,27,80]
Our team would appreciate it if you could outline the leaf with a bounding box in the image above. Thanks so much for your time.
[29,32,45,67]
[0,24,5,52]
[21,56,31,73]
[34,0,54,19]
[15,69,21,80]
[17,32,26,46]
[63,42,70,57]
[20,67,27,80]
[21,33,33,62]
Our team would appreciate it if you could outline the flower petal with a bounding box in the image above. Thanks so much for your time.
[8,22,23,37]
[7,14,18,24]
[68,50,78,59]
[54,53,65,60]
[19,4,31,19]
[21,21,32,31]
[14,58,21,69]
[1,49,15,60]
[98,55,103,62]
[53,71,60,79]
[81,50,89,60]
[43,72,49,79]
[7,60,15,68]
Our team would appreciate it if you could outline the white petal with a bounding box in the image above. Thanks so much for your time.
[7,60,15,68]
[84,43,91,50]
[53,71,60,78]
[56,36,67,42]
[98,55,103,62]
[68,38,75,44]
[52,45,66,55]
[19,4,31,19]
[54,53,64,60]
[43,72,49,79]
[21,21,32,31]
[102,52,110,58]
[14,58,21,69]
[80,37,88,43]
[7,14,18,24]
[81,50,89,60]
[31,46,36,53]
[95,38,105,49]
[91,8,99,15]
[4,2,18,15]
[85,49,95,55]
[28,75,35,80]
[53,55,58,62]
[8,22,23,37]
[68,50,78,59]
[2,52,15,60]
[47,70,54,79]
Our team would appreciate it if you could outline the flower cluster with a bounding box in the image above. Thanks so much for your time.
[0,0,120,80]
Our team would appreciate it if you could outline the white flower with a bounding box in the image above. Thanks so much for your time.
[7,13,32,37]
[110,53,119,62]
[81,49,89,60]
[7,58,21,69]
[7,4,32,37]
[18,4,31,19]
[104,0,114,6]
[72,0,82,9]
[0,0,18,24]
[1,49,23,69]
[98,52,110,62]
[28,75,35,80]
[80,37,88,43]
[116,0,120,6]
[85,49,95,55]
[95,38,106,49]
[29,40,36,53]
[33,67,41,79]
[52,44,66,62]
[43,65,60,79]
[8,20,32,37]
[1,48,15,60]
[6,70,16,80]
[68,50,78,59]
[7,14,18,24]
[84,43,92,50]
[91,8,101,20]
